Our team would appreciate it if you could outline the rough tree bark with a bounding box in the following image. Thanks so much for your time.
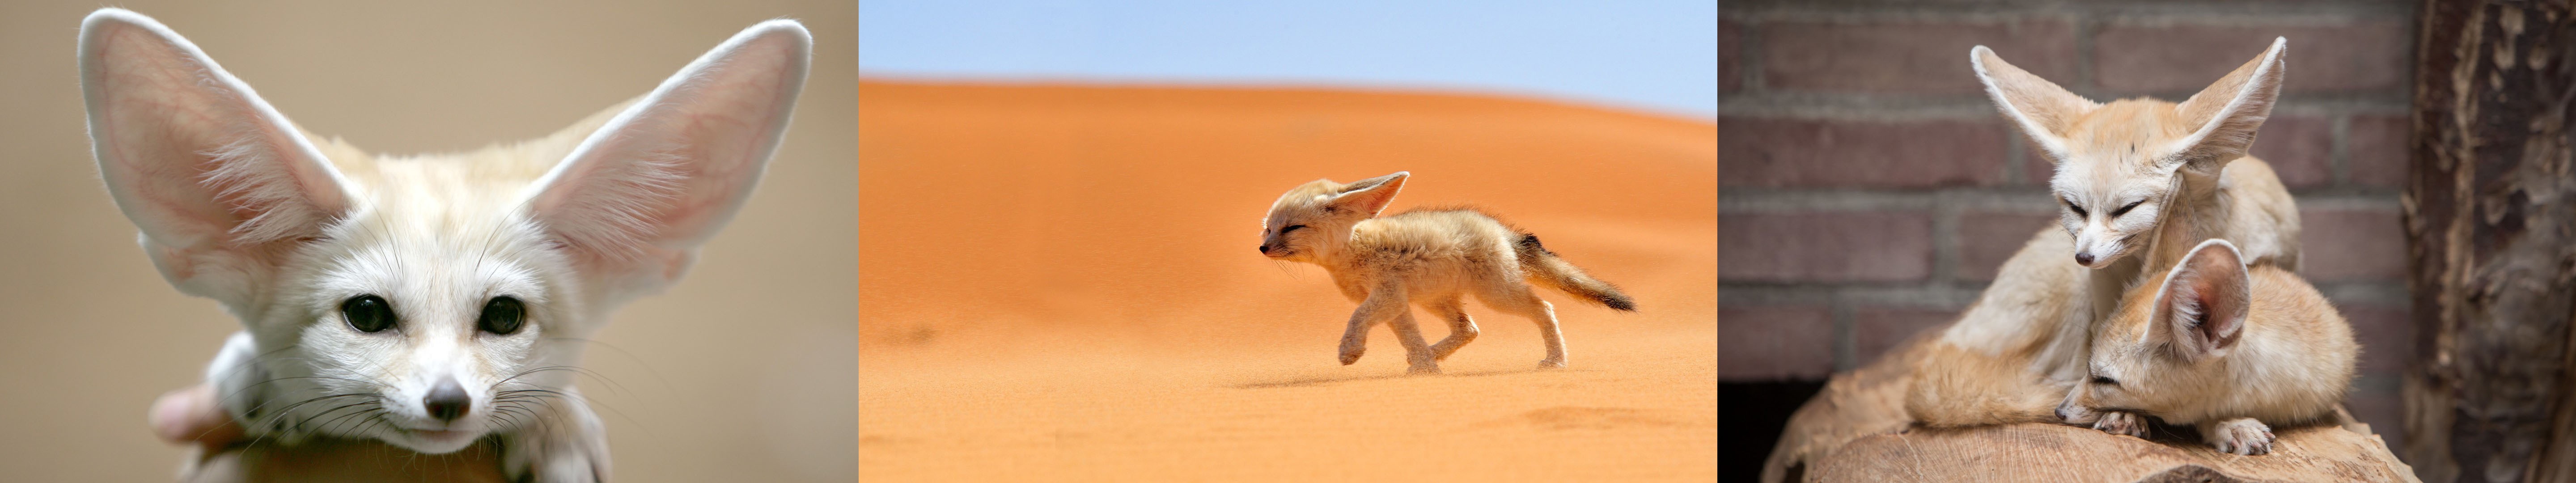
[2403,1,2576,483]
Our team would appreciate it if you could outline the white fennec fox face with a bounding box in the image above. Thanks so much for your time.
[1261,172,1635,374]
[1973,38,2286,269]
[2057,240,2356,455]
[79,8,808,481]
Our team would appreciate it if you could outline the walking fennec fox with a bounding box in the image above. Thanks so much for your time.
[1909,38,2305,434]
[80,9,808,481]
[1258,172,1634,374]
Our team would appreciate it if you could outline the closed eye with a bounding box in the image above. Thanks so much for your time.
[2091,375,2118,386]
[2110,200,2144,217]
[1280,224,1306,234]
[2061,197,2088,218]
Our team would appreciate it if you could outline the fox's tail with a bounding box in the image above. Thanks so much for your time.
[1905,343,2066,428]
[1515,234,1637,311]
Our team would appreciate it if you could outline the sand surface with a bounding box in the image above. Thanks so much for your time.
[856,80,1717,481]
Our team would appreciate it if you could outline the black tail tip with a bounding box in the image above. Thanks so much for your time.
[1602,296,1637,312]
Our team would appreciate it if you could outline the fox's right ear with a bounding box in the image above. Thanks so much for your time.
[2145,239,2253,361]
[1327,171,1408,216]
[1971,46,2098,164]
[80,8,352,305]
[2161,37,2287,176]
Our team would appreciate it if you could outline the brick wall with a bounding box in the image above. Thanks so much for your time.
[1719,0,2419,452]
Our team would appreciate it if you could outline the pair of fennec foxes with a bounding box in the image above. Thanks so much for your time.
[1903,38,2358,456]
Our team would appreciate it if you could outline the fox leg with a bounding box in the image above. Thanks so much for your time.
[1486,288,1569,369]
[1425,299,1479,361]
[1339,283,1410,366]
[501,387,613,483]
[1386,311,1440,374]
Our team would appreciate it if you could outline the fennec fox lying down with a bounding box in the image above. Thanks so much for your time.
[2059,239,2356,455]
[1911,240,2354,455]
[1258,172,1635,374]
[79,8,808,482]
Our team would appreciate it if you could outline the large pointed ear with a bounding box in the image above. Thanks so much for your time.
[1971,45,2098,164]
[1326,171,1409,216]
[2146,239,2254,361]
[525,19,810,303]
[2163,37,2286,175]
[80,8,353,305]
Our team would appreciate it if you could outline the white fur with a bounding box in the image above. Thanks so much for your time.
[81,8,808,482]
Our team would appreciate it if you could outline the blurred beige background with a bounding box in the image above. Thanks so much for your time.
[0,1,854,481]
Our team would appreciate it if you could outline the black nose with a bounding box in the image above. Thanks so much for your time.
[1258,245,1270,254]
[2055,405,2072,421]
[424,378,470,423]
[2074,252,2095,265]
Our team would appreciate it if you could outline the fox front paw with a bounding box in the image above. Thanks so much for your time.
[502,401,612,483]
[1338,342,1366,365]
[2207,418,2275,456]
[2093,411,2148,438]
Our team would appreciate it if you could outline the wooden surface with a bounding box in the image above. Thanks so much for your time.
[1765,330,2420,483]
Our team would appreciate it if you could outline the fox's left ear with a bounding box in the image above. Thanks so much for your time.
[525,19,810,306]
[2147,239,2253,361]
[2162,37,2287,176]
[1327,171,1408,216]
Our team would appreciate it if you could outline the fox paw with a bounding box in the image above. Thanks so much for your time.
[1536,359,1568,369]
[502,398,612,483]
[2207,419,2275,456]
[2093,411,2148,438]
[1338,344,1365,365]
[1406,363,1441,375]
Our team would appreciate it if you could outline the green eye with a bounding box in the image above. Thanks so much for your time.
[478,297,526,335]
[342,295,395,333]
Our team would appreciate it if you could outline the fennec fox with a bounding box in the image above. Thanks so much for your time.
[1912,240,2354,455]
[80,9,808,482]
[2060,240,2357,455]
[1909,38,2305,432]
[1258,172,1635,374]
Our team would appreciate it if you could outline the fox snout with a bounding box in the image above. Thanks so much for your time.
[424,377,470,423]
[2075,252,2096,266]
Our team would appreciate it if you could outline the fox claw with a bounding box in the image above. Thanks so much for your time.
[2093,411,2148,437]
[2208,419,2274,455]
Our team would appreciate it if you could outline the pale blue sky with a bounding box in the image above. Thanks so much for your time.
[858,1,1717,120]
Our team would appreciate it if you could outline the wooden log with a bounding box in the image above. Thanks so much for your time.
[1763,328,2420,483]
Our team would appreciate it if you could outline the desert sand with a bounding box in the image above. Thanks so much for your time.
[856,80,1716,481]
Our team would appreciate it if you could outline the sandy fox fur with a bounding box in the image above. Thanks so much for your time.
[1258,172,1633,374]
[2061,240,2356,455]
[1907,38,2309,430]
[79,9,808,482]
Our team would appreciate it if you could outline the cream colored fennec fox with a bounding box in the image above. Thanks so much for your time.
[1911,240,2353,455]
[1908,39,2307,436]
[1258,172,1635,374]
[2057,239,2357,455]
[79,9,807,482]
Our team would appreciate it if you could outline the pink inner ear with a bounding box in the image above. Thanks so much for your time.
[529,21,805,290]
[89,18,342,253]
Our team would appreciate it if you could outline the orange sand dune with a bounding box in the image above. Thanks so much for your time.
[857,80,1717,481]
